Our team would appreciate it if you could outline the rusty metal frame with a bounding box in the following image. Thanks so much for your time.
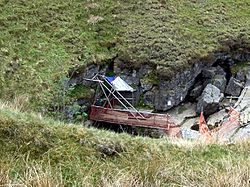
[84,74,180,136]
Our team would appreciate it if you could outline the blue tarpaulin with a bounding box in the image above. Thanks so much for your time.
[106,76,116,83]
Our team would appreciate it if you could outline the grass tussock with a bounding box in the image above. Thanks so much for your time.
[0,103,250,186]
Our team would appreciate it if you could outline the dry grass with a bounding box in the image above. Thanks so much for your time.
[18,165,63,187]
[0,166,11,186]
[0,103,250,186]
[87,15,104,25]
[1,159,249,187]
[0,95,30,112]
[0,163,64,187]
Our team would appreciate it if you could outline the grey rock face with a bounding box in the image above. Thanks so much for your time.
[181,128,201,140]
[155,63,204,111]
[233,52,250,62]
[138,65,154,77]
[196,84,222,116]
[207,109,228,127]
[144,89,157,107]
[202,66,226,79]
[235,71,246,83]
[233,125,250,141]
[214,53,235,66]
[211,75,227,93]
[202,66,227,91]
[225,77,244,97]
[120,71,140,87]
[69,64,100,86]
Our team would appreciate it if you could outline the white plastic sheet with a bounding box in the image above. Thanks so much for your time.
[108,76,135,92]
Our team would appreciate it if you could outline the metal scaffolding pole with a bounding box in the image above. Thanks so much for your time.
[100,75,145,119]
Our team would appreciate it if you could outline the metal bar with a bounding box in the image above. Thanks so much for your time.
[101,75,145,119]
[83,78,103,82]
[99,81,113,109]
[100,82,138,119]
[93,84,100,105]
[103,87,115,107]
[92,73,99,80]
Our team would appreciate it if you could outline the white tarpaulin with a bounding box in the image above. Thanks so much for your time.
[106,76,135,92]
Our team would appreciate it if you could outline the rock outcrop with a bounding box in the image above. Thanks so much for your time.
[114,63,206,111]
[154,63,204,111]
[68,51,249,115]
[202,66,226,80]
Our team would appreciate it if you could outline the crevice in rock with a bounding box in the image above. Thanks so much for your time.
[212,57,232,83]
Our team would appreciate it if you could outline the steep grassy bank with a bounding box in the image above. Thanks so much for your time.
[0,0,250,110]
[0,103,250,186]
[0,0,120,109]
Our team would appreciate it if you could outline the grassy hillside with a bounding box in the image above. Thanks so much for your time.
[0,0,250,110]
[118,0,250,76]
[0,0,120,109]
[1,2,250,186]
[0,102,250,186]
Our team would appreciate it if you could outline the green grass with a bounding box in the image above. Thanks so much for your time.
[0,102,250,186]
[0,0,249,110]
[1,2,250,185]
[0,0,120,109]
[117,0,250,77]
[231,61,250,74]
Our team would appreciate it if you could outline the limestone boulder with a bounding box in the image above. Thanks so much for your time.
[155,63,204,111]
[196,84,222,116]
[181,128,201,140]
[211,75,227,93]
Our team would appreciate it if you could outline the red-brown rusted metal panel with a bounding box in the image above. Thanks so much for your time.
[89,105,180,137]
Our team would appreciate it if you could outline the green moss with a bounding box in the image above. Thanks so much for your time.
[231,61,250,74]
[106,70,115,77]
[136,94,154,110]
[141,72,159,85]
[69,84,93,100]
